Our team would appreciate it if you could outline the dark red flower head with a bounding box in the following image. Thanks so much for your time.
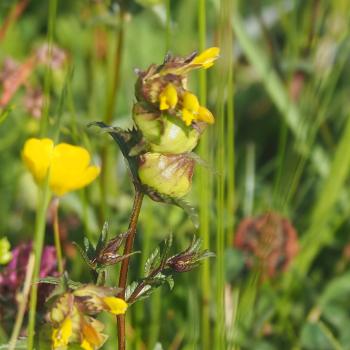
[234,212,298,278]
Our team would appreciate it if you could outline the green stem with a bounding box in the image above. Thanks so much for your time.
[117,190,144,350]
[52,197,64,274]
[9,253,35,350]
[197,0,211,348]
[40,0,58,136]
[27,186,52,350]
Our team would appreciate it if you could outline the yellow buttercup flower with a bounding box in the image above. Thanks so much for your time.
[22,138,100,196]
[22,138,54,183]
[159,83,178,110]
[191,47,220,68]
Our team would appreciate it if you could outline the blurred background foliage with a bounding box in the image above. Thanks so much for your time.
[1,0,350,349]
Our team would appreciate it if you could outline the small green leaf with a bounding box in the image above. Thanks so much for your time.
[165,275,174,290]
[95,221,109,255]
[83,237,96,259]
[125,281,139,301]
[144,247,160,276]
[159,234,173,269]
[88,122,141,187]
[72,242,96,270]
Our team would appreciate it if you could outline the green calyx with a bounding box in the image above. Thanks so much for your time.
[133,104,200,154]
[138,152,195,198]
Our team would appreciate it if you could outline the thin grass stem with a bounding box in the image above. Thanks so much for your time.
[52,197,63,274]
[27,184,52,350]
[8,253,35,350]
[197,0,212,348]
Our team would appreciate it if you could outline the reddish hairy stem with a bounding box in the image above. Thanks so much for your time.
[117,190,144,350]
[0,0,29,42]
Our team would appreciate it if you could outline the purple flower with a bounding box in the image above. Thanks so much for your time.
[0,242,58,306]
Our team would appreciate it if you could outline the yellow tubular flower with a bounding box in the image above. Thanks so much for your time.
[183,92,199,113]
[182,108,194,126]
[197,106,215,124]
[159,83,178,110]
[191,47,220,68]
[22,138,100,197]
[182,92,200,126]
[52,316,72,349]
[22,138,54,183]
[102,297,128,315]
[80,317,107,350]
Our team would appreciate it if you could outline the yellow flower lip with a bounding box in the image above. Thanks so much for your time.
[181,91,215,126]
[102,297,128,315]
[22,138,100,196]
[52,316,73,349]
[159,83,178,110]
[191,47,220,68]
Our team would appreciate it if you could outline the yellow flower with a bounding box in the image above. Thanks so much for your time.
[197,106,215,124]
[183,91,200,112]
[22,138,54,183]
[191,47,220,68]
[182,91,199,126]
[73,285,128,316]
[180,91,215,126]
[80,317,107,350]
[159,83,178,110]
[22,138,100,196]
[102,297,128,315]
[52,316,72,349]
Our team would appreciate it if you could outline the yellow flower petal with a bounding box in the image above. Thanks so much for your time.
[52,316,72,349]
[102,297,128,315]
[182,92,199,113]
[81,339,94,350]
[159,83,178,110]
[192,47,220,68]
[197,106,215,124]
[80,317,107,350]
[22,138,54,183]
[50,143,100,196]
[159,95,169,110]
[182,109,195,126]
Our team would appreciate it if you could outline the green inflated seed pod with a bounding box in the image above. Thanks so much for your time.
[138,152,195,198]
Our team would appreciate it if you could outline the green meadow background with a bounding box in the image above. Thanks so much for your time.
[1,0,350,349]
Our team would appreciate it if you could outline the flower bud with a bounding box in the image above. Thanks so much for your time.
[138,153,195,198]
[167,254,196,272]
[133,104,200,154]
